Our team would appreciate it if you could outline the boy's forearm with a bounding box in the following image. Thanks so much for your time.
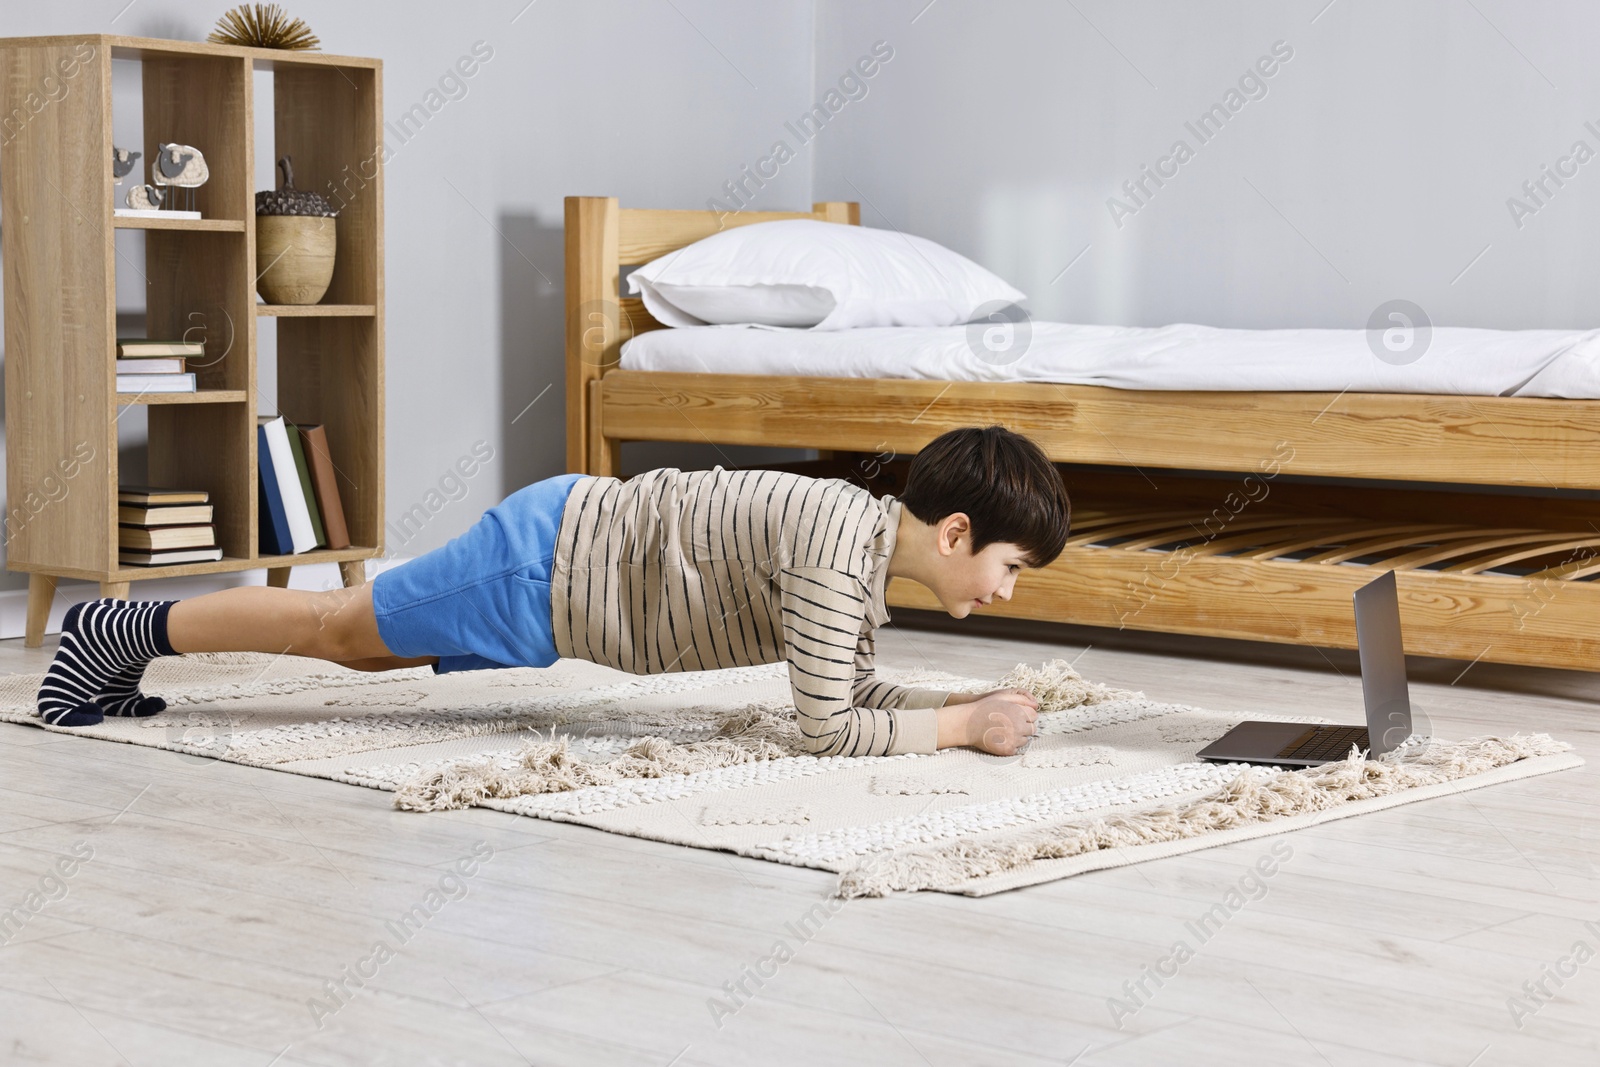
[935,703,973,749]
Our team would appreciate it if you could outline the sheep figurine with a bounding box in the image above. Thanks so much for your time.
[153,142,209,211]
[111,146,140,183]
[125,184,164,211]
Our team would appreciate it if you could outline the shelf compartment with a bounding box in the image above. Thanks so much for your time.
[256,304,376,317]
[146,404,253,565]
[275,316,382,553]
[144,227,251,392]
[141,52,250,224]
[113,216,246,232]
[274,64,380,306]
[116,389,249,404]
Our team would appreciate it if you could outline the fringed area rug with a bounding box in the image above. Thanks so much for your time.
[0,652,1581,897]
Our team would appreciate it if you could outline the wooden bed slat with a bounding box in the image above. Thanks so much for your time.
[1524,554,1600,581]
[1379,530,1577,571]
[1109,515,1334,552]
[1300,525,1515,565]
[1063,513,1200,546]
[1441,535,1600,574]
[1239,523,1467,561]
[1172,521,1362,559]
[1059,508,1183,533]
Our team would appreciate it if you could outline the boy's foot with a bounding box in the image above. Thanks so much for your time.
[36,598,178,727]
[95,662,167,718]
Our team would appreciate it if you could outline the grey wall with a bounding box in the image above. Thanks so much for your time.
[815,0,1600,331]
[0,0,819,593]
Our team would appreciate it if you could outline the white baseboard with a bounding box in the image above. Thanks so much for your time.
[0,556,416,642]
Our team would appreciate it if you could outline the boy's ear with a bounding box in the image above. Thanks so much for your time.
[937,512,973,555]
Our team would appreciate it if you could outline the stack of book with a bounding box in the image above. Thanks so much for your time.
[119,486,222,565]
[116,338,203,393]
[258,415,351,555]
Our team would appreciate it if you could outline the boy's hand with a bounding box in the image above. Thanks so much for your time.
[967,692,1040,756]
[936,690,1039,755]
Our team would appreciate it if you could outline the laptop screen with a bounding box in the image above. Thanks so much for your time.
[1354,570,1412,756]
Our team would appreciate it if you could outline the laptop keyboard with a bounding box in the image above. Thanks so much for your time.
[1276,725,1370,762]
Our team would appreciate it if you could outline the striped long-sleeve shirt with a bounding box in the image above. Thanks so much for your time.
[548,467,951,757]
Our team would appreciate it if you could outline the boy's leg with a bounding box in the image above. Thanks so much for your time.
[166,582,393,660]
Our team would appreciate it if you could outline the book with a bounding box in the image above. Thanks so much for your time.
[119,485,209,505]
[117,373,196,393]
[257,427,292,556]
[117,339,205,357]
[257,416,317,554]
[115,357,185,374]
[120,547,224,566]
[118,503,214,526]
[118,524,215,551]
[299,424,351,550]
[283,419,327,548]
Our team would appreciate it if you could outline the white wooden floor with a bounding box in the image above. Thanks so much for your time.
[0,611,1596,1066]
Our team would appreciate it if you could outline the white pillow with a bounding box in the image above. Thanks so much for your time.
[638,282,837,328]
[626,218,1026,330]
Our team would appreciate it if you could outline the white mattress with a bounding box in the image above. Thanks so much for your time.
[618,321,1600,398]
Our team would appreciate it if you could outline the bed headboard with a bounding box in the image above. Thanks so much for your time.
[563,196,860,472]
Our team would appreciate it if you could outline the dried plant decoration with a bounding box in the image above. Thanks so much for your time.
[207,4,321,50]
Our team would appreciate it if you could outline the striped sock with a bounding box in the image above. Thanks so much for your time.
[36,598,178,727]
[95,662,167,718]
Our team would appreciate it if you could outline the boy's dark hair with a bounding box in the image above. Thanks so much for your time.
[898,426,1071,568]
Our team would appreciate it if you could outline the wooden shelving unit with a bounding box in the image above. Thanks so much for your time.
[0,35,385,645]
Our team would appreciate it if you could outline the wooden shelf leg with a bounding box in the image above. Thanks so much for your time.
[99,581,130,601]
[266,567,292,588]
[24,574,57,648]
[338,560,368,588]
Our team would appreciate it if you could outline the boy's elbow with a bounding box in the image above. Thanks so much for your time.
[800,734,833,757]
[798,728,844,758]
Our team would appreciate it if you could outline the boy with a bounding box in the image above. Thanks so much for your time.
[38,426,1071,758]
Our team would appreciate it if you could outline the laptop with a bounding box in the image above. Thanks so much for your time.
[1196,570,1413,767]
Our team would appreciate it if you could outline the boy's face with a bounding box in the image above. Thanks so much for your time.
[929,514,1027,618]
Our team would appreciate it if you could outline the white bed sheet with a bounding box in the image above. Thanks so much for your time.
[618,321,1600,398]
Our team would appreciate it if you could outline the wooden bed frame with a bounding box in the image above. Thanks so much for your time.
[565,195,1600,673]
